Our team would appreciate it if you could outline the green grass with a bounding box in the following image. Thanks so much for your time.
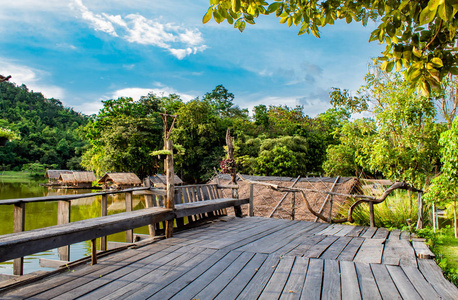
[0,170,45,182]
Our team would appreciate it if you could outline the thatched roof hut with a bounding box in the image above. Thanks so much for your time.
[58,171,96,188]
[45,170,72,181]
[147,174,183,187]
[209,174,362,222]
[98,172,142,189]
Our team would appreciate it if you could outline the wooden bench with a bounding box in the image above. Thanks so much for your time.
[0,190,249,266]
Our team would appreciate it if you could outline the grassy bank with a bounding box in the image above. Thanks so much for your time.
[0,171,45,183]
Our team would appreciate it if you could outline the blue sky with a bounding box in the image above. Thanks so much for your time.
[0,0,384,116]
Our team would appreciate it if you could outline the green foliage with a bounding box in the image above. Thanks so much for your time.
[328,69,443,187]
[0,127,20,141]
[81,95,165,178]
[256,145,299,176]
[205,0,458,96]
[340,189,423,229]
[0,82,88,170]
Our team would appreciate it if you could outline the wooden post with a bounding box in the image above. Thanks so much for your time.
[226,129,242,217]
[145,194,156,237]
[100,194,108,251]
[91,239,97,265]
[165,139,175,238]
[327,195,333,223]
[369,202,375,227]
[291,192,295,220]
[416,192,424,230]
[432,201,436,233]
[125,191,133,243]
[58,200,71,261]
[13,203,25,276]
[249,183,254,217]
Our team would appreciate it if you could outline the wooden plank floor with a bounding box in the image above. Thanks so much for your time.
[1,217,457,299]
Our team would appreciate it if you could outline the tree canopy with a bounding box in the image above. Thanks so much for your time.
[204,0,458,96]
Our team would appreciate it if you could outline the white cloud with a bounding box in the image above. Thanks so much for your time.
[71,0,118,36]
[70,0,207,59]
[73,101,104,115]
[0,59,65,100]
[110,86,195,102]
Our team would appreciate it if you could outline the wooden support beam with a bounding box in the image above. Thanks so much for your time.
[291,192,295,220]
[314,176,340,222]
[249,183,254,217]
[125,191,133,243]
[416,192,423,230]
[91,239,97,265]
[165,139,175,238]
[268,176,301,218]
[13,203,25,276]
[369,202,375,227]
[144,194,156,237]
[57,200,71,261]
[100,194,108,251]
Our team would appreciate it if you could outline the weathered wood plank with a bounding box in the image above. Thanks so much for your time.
[91,248,217,300]
[400,230,410,240]
[301,258,323,299]
[174,198,249,218]
[345,226,365,237]
[193,251,255,300]
[2,244,175,299]
[168,251,241,299]
[286,235,326,257]
[386,264,422,300]
[147,249,232,300]
[370,264,402,300]
[13,202,25,276]
[360,227,377,238]
[418,259,458,300]
[256,255,295,299]
[340,261,362,300]
[279,257,308,300]
[57,200,71,262]
[321,259,341,300]
[388,229,401,240]
[353,239,385,264]
[401,265,441,300]
[382,239,417,267]
[354,262,382,299]
[337,237,364,261]
[372,227,389,239]
[334,225,356,237]
[236,255,281,300]
[412,240,435,259]
[0,207,174,263]
[319,236,352,260]
[214,253,268,300]
[303,235,339,258]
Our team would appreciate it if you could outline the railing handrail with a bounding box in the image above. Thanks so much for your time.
[0,186,152,205]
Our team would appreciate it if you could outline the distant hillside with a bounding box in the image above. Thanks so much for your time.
[0,81,89,171]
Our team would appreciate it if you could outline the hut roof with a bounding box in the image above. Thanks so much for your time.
[148,174,183,186]
[98,173,142,185]
[58,171,96,183]
[46,170,72,179]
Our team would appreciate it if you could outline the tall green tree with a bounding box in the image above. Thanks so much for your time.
[327,69,443,187]
[204,0,458,95]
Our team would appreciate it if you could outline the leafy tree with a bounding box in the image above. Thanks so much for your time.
[0,82,88,170]
[426,117,458,238]
[256,145,299,177]
[81,96,164,178]
[328,69,443,187]
[204,0,458,95]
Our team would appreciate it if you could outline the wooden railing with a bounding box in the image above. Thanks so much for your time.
[0,184,250,276]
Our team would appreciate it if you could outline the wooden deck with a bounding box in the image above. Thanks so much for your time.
[1,217,457,299]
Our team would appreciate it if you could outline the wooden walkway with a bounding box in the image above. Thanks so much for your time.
[1,217,457,299]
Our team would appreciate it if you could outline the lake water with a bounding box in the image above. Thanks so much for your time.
[0,177,150,275]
